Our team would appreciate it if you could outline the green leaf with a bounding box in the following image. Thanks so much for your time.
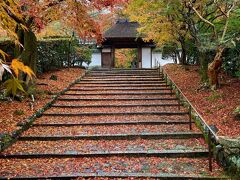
[3,77,26,97]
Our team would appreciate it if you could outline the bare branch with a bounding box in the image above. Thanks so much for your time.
[221,1,236,42]
[190,4,217,38]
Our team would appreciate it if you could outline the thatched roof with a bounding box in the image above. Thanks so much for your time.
[104,19,140,39]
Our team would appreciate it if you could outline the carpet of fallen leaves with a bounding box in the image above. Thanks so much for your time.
[45,106,186,114]
[0,68,84,134]
[0,68,227,178]
[22,124,200,136]
[3,138,206,155]
[55,100,178,106]
[35,114,190,124]
[0,157,223,177]
[163,64,240,138]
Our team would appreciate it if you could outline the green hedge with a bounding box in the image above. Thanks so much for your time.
[0,38,92,74]
[37,39,70,73]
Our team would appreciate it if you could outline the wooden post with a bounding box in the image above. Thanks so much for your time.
[165,74,168,86]
[158,64,161,77]
[177,90,181,110]
[208,130,213,172]
[138,46,142,68]
[189,106,192,130]
[169,82,173,95]
[111,46,115,68]
[178,99,181,110]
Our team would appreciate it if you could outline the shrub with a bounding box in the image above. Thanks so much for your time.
[13,109,25,115]
[0,38,92,75]
[222,44,240,77]
[206,92,223,101]
[37,38,92,73]
[233,106,240,120]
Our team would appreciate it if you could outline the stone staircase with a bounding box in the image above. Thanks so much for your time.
[0,69,227,179]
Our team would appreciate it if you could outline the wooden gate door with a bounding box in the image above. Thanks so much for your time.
[102,53,112,68]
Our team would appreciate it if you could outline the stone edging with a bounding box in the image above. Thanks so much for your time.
[161,67,240,177]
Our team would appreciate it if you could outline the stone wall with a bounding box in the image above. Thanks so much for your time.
[216,137,240,176]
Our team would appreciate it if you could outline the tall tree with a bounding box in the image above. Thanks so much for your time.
[185,0,240,89]
[124,0,190,65]
[1,0,126,73]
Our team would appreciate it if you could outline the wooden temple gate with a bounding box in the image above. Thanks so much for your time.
[100,19,155,68]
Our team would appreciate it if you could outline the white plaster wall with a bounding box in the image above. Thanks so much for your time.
[88,52,101,67]
[152,52,174,67]
[142,48,151,68]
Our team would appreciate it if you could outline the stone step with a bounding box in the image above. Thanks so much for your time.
[88,72,160,75]
[88,70,160,74]
[1,138,207,157]
[89,70,159,74]
[77,81,166,84]
[91,68,158,71]
[0,157,226,178]
[81,78,165,82]
[45,106,185,114]
[36,113,189,125]
[0,173,227,179]
[88,72,161,75]
[84,76,164,79]
[73,84,169,88]
[51,103,180,108]
[55,99,179,106]
[18,132,203,141]
[63,92,174,96]
[87,74,162,78]
[60,95,175,100]
[22,123,195,137]
[31,120,193,127]
[55,101,180,108]
[43,111,189,117]
[69,87,172,91]
[57,97,178,101]
[84,74,161,79]
[0,150,209,159]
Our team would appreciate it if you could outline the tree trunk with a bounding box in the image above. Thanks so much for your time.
[14,25,24,58]
[21,30,37,74]
[68,40,71,68]
[179,40,187,65]
[199,51,208,83]
[175,51,180,64]
[208,46,224,90]
[15,27,37,74]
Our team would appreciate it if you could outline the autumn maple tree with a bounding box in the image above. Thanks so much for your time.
[0,0,126,97]
[124,0,240,89]
[125,0,190,65]
[0,0,126,73]
[185,0,240,89]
